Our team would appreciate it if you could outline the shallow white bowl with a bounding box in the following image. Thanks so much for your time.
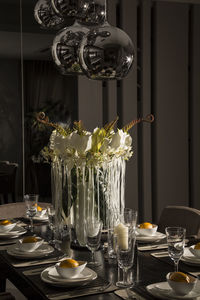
[166,272,197,296]
[189,245,200,258]
[56,260,87,279]
[37,209,47,218]
[137,224,158,236]
[0,222,16,233]
[18,237,43,252]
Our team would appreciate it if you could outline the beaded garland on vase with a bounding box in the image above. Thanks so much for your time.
[37,113,154,247]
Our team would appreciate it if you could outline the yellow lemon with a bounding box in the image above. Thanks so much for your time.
[170,272,190,283]
[22,236,38,243]
[0,220,12,225]
[194,242,200,250]
[60,258,79,268]
[34,204,42,211]
[139,222,153,229]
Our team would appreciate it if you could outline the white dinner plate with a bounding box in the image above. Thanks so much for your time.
[24,214,48,222]
[41,266,97,287]
[136,232,166,243]
[0,225,27,239]
[181,247,200,266]
[146,281,200,299]
[7,243,54,259]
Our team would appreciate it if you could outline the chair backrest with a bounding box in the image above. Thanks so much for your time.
[0,202,50,219]
[0,161,19,203]
[158,205,200,238]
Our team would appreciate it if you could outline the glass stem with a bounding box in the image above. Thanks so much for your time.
[174,260,179,272]
[30,217,34,232]
[122,268,128,284]
[91,250,95,263]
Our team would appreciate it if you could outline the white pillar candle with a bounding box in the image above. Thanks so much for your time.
[114,223,129,250]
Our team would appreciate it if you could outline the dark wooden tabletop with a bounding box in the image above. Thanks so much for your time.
[0,223,199,300]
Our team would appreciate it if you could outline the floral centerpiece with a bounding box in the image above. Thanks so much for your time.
[37,112,154,246]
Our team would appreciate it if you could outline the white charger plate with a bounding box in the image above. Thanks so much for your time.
[0,225,27,239]
[41,266,97,287]
[24,214,48,222]
[146,281,200,299]
[7,243,54,259]
[136,232,166,243]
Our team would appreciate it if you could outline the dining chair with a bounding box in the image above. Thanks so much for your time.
[0,161,18,204]
[0,202,50,219]
[0,292,15,300]
[158,205,200,238]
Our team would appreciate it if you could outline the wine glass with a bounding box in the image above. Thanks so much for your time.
[46,205,56,245]
[85,219,102,266]
[116,226,136,287]
[24,194,38,232]
[165,227,186,272]
[122,208,138,230]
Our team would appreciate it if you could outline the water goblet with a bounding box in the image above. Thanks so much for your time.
[24,194,38,232]
[116,226,136,288]
[165,227,186,272]
[85,219,103,266]
[122,208,138,230]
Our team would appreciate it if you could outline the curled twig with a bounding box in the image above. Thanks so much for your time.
[122,114,154,132]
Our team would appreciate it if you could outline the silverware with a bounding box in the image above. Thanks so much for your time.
[13,254,67,268]
[46,282,112,300]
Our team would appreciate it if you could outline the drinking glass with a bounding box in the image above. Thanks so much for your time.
[122,208,138,230]
[116,226,136,287]
[165,227,186,272]
[85,219,102,266]
[24,194,38,232]
[46,205,56,245]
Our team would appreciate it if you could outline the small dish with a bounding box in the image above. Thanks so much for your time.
[189,244,200,258]
[166,272,197,296]
[56,260,87,279]
[0,220,16,233]
[7,243,54,259]
[137,224,158,236]
[17,236,43,252]
[41,265,97,287]
[36,209,47,218]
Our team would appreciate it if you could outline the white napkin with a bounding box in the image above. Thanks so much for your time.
[114,289,145,300]
[151,251,169,258]
[138,244,168,251]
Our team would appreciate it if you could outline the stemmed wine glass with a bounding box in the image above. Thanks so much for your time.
[116,226,136,288]
[165,227,186,272]
[85,219,102,266]
[24,194,38,232]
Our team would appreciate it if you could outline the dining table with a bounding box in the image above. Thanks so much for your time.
[0,218,199,300]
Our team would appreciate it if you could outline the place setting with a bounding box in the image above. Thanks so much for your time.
[0,218,27,240]
[137,227,200,300]
[136,221,166,244]
[181,241,200,266]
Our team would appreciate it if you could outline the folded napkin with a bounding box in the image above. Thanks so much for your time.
[151,251,168,258]
[138,244,168,251]
[114,289,145,300]
[12,255,67,268]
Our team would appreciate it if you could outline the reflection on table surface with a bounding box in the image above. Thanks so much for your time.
[0,221,199,300]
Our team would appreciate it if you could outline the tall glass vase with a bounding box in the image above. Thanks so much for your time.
[51,157,126,247]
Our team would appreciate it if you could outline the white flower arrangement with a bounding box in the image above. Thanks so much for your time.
[36,112,154,167]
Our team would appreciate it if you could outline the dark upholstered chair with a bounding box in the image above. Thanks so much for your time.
[158,205,200,238]
[0,161,18,204]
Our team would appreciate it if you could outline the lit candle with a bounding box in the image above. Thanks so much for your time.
[114,223,128,250]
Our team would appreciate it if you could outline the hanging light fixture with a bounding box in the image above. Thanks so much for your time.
[51,0,107,75]
[79,0,134,80]
[52,21,89,75]
[34,0,65,29]
[51,0,79,17]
